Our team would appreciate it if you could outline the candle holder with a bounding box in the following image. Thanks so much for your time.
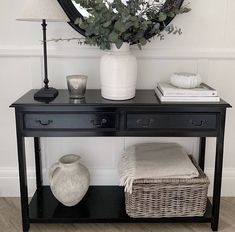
[67,75,88,99]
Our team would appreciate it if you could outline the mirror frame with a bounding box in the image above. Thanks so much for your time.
[58,0,184,39]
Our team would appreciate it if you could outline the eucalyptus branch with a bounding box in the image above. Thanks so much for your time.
[45,37,86,45]
[66,0,190,50]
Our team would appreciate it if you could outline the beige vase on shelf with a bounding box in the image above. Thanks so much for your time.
[49,154,90,207]
[100,43,138,100]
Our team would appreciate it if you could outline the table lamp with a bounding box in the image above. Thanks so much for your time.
[17,0,69,101]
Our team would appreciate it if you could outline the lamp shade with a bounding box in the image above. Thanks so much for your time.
[17,0,69,22]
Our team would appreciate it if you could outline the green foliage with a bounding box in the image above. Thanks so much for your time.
[73,0,190,50]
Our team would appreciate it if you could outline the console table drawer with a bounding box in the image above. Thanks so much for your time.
[127,113,217,130]
[24,113,117,130]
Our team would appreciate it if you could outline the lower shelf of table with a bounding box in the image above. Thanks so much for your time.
[29,186,212,223]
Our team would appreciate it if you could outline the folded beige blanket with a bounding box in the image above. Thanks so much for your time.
[119,143,199,194]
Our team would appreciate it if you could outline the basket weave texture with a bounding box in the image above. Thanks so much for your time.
[125,156,209,218]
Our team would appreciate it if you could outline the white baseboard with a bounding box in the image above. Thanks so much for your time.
[0,167,119,197]
[0,168,36,197]
[0,167,234,197]
[205,168,235,197]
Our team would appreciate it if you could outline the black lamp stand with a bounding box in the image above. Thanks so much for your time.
[34,19,58,101]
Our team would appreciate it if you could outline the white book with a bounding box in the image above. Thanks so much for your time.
[157,82,218,97]
[155,87,220,102]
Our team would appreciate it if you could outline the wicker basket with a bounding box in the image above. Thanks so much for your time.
[125,156,209,218]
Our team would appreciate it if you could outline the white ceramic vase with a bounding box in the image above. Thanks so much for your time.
[49,154,90,207]
[100,43,137,100]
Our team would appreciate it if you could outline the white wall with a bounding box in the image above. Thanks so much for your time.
[0,0,235,196]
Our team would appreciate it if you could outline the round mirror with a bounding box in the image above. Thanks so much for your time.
[58,0,184,39]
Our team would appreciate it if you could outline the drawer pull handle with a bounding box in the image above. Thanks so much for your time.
[90,118,107,127]
[136,118,155,128]
[35,120,53,126]
[190,120,208,127]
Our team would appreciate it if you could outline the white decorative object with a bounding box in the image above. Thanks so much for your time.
[170,72,202,89]
[49,154,90,207]
[119,143,199,194]
[157,82,217,97]
[155,87,220,102]
[16,0,69,22]
[100,43,137,100]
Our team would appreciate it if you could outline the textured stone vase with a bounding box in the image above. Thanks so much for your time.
[49,154,90,207]
[100,43,137,100]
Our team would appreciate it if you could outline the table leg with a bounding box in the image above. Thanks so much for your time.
[199,137,206,171]
[34,137,44,218]
[34,137,42,189]
[211,111,226,231]
[16,134,30,232]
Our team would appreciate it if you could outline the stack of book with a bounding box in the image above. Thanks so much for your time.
[155,83,220,102]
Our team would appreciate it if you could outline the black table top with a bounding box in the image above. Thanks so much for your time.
[10,89,231,108]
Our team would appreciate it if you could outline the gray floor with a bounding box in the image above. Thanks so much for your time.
[0,198,235,232]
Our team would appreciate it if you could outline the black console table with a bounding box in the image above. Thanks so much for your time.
[10,89,231,232]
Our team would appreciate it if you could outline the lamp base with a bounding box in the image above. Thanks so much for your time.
[34,87,58,101]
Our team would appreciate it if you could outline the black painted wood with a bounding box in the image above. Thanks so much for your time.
[34,137,42,189]
[15,111,30,232]
[10,89,230,107]
[199,137,206,171]
[211,110,226,231]
[11,89,231,232]
[24,112,118,130]
[29,186,212,224]
[127,113,217,130]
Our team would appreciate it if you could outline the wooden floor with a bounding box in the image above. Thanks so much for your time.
[0,198,235,232]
